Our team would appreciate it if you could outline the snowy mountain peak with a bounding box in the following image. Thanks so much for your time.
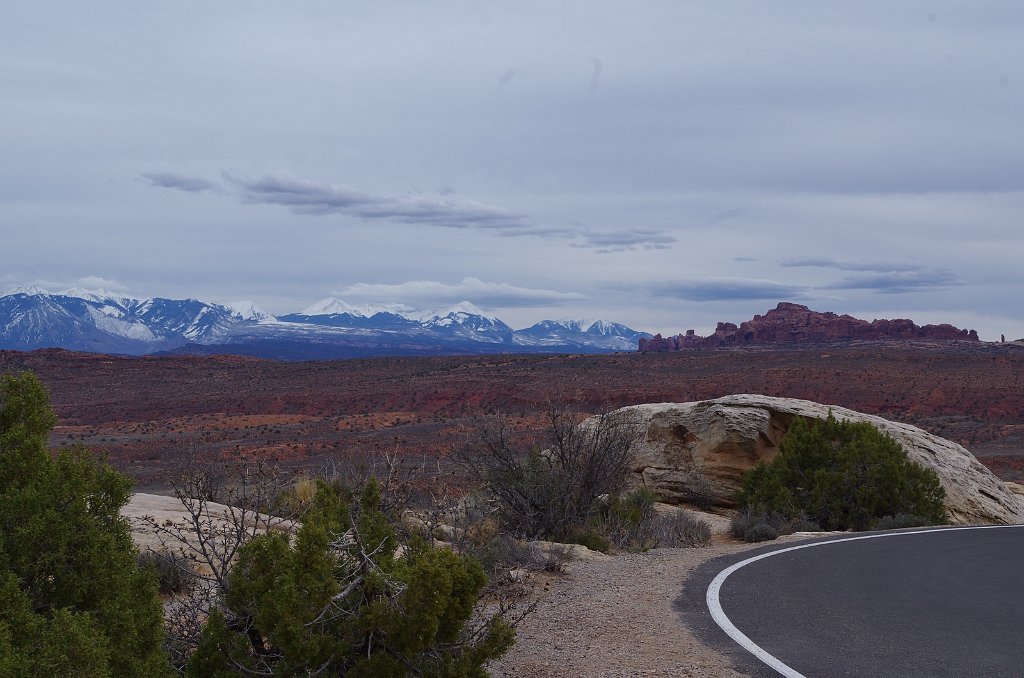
[0,285,652,357]
[421,301,496,322]
[300,298,415,319]
[587,320,618,335]
[8,285,50,297]
[227,301,276,322]
[350,303,416,318]
[585,319,645,338]
[59,287,136,305]
[550,318,591,332]
[301,297,356,316]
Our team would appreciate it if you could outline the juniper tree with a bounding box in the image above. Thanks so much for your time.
[0,371,170,676]
[186,479,515,676]
[737,413,947,531]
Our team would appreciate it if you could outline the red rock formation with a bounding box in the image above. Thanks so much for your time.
[638,303,980,351]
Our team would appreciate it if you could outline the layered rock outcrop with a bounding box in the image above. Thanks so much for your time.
[639,303,979,351]
[603,394,1024,526]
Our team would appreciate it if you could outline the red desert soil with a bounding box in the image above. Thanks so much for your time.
[3,343,1023,490]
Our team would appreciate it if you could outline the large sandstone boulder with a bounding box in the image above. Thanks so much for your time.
[607,394,1024,526]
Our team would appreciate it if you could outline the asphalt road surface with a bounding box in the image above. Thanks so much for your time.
[687,526,1024,677]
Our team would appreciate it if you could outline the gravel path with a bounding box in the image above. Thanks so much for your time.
[488,538,796,677]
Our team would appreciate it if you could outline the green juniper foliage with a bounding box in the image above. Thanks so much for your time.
[187,478,514,677]
[737,413,947,531]
[0,372,170,676]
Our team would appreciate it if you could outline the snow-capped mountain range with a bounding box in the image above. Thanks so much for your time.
[0,288,651,359]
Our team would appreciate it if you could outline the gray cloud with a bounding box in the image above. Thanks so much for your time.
[7,275,134,297]
[588,57,603,92]
[778,257,909,273]
[779,257,961,293]
[225,172,535,230]
[580,229,677,253]
[498,68,518,89]
[822,270,961,294]
[626,278,806,303]
[141,171,216,193]
[144,170,676,250]
[333,277,587,309]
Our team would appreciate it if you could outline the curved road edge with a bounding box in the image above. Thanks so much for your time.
[675,526,1024,678]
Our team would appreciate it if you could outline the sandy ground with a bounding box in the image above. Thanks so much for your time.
[486,540,755,678]
[488,523,822,677]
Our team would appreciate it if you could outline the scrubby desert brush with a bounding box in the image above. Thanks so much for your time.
[456,404,716,555]
[184,479,521,676]
[594,490,712,551]
[729,506,822,543]
[651,509,713,547]
[271,473,319,514]
[138,550,198,596]
[457,404,643,542]
[681,467,715,511]
[471,534,576,576]
[139,444,529,673]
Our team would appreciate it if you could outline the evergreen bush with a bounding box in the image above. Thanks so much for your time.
[737,413,946,532]
[186,479,514,676]
[0,372,170,676]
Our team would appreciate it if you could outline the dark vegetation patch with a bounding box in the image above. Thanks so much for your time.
[733,414,947,541]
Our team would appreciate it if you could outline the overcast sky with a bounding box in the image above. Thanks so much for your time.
[3,2,1023,339]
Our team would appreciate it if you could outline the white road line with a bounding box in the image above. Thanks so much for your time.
[706,524,1024,677]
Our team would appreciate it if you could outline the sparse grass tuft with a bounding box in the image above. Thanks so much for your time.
[730,506,821,543]
[651,510,712,547]
[589,489,712,551]
[472,534,575,573]
[138,550,197,596]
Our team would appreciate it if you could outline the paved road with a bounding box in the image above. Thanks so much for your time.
[684,526,1024,677]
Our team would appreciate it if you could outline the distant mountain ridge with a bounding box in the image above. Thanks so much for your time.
[639,302,979,351]
[0,288,651,359]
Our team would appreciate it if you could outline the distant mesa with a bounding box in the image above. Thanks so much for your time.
[639,302,980,352]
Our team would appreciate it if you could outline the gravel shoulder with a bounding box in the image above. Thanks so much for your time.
[488,535,815,678]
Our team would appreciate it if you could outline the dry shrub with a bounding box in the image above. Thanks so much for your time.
[273,474,319,514]
[137,550,197,596]
[458,405,642,541]
[472,534,575,575]
[729,506,821,543]
[650,510,712,548]
[596,491,712,550]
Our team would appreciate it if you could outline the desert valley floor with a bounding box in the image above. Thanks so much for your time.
[3,341,1022,491]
